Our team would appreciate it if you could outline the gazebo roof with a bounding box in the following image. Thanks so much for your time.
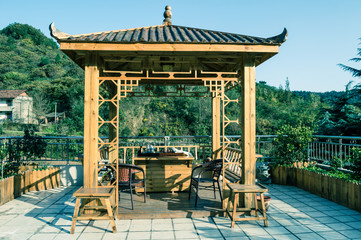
[50,23,287,46]
[50,6,287,71]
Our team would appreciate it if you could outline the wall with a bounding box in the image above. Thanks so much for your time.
[54,164,83,186]
[12,95,35,124]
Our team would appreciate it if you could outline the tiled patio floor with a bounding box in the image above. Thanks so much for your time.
[0,184,360,239]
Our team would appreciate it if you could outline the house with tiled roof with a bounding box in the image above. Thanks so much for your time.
[0,90,34,124]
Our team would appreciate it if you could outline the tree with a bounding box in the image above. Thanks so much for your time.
[338,39,361,78]
[32,92,50,125]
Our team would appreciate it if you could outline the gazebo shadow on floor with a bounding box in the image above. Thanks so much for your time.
[118,182,224,219]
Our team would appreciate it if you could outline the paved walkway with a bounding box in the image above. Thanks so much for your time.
[0,184,360,239]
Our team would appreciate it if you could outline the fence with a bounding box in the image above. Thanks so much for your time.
[0,135,360,167]
[308,135,361,169]
[0,167,61,205]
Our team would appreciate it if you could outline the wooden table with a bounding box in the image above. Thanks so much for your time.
[133,156,193,192]
[226,183,268,228]
[71,186,117,234]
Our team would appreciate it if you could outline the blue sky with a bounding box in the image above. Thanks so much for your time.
[1,0,361,92]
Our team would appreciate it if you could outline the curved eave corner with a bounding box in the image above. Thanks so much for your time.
[267,28,288,45]
[49,22,71,41]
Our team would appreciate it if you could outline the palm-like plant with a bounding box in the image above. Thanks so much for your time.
[338,39,361,78]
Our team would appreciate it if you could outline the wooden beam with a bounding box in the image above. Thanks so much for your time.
[241,55,256,207]
[60,42,279,54]
[212,96,221,159]
[83,52,99,188]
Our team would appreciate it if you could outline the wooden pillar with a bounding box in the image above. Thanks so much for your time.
[212,96,221,159]
[241,55,256,207]
[83,52,99,189]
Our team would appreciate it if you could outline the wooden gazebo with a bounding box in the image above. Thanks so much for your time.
[50,6,287,212]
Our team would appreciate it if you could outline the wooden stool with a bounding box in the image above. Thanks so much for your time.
[70,186,117,234]
[226,183,268,228]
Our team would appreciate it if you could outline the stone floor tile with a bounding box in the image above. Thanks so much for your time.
[327,222,354,231]
[174,223,196,231]
[339,229,361,238]
[315,216,340,224]
[264,226,291,235]
[102,231,128,240]
[77,232,105,240]
[28,233,58,240]
[275,218,300,226]
[53,233,81,240]
[317,231,349,240]
[217,225,245,237]
[346,221,361,229]
[172,218,193,224]
[0,232,33,240]
[242,227,271,237]
[242,235,273,239]
[115,219,131,231]
[296,218,320,225]
[83,224,109,233]
[153,218,173,224]
[295,232,324,240]
[270,234,299,240]
[127,231,151,240]
[197,229,223,239]
[306,223,333,232]
[39,224,62,233]
[152,231,175,239]
[333,215,358,223]
[285,225,312,234]
[152,222,174,231]
[304,211,328,218]
[174,230,199,239]
[129,219,151,232]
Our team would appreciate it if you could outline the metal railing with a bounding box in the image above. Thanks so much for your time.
[0,135,359,167]
[308,135,361,168]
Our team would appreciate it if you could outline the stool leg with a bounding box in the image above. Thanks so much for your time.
[105,198,117,233]
[231,193,239,228]
[70,198,81,234]
[253,193,259,217]
[260,193,268,227]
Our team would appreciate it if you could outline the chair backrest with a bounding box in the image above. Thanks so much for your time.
[203,159,223,179]
[116,163,145,183]
[118,166,131,182]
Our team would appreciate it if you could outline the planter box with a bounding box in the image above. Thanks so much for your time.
[270,166,361,212]
[0,167,61,206]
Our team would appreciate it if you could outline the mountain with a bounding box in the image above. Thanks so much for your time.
[0,23,347,136]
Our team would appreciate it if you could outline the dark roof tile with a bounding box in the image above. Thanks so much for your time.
[50,23,287,45]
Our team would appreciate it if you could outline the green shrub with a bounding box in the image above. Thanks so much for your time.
[273,125,313,166]
[329,157,344,172]
[349,147,361,180]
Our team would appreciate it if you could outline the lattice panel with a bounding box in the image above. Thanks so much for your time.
[119,80,139,98]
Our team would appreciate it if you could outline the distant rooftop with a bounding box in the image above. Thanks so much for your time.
[0,90,27,99]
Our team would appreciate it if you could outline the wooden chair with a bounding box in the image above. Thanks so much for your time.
[188,159,223,207]
[110,163,146,210]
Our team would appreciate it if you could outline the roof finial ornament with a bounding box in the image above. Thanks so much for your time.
[163,5,172,26]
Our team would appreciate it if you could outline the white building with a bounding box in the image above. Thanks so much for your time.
[0,90,34,124]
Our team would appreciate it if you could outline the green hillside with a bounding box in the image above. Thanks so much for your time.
[0,23,359,137]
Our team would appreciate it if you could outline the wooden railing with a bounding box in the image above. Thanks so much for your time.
[0,167,61,206]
